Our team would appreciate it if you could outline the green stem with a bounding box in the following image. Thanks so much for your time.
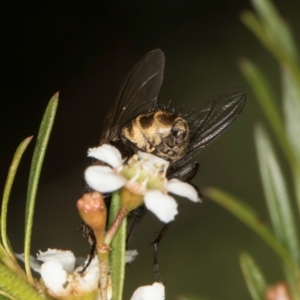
[104,207,128,246]
[97,251,110,300]
[106,192,127,300]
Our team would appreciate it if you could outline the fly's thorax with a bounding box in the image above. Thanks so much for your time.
[122,110,189,161]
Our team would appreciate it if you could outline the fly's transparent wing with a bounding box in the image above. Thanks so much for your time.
[99,49,165,144]
[190,88,246,149]
[173,88,246,170]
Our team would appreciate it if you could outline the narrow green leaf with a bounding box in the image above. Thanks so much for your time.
[0,262,42,300]
[240,59,296,168]
[108,192,126,300]
[282,67,300,215]
[251,0,298,61]
[255,124,300,297]
[24,93,58,284]
[1,137,33,260]
[282,67,300,163]
[0,243,27,282]
[0,290,15,300]
[239,252,267,300]
[241,10,300,91]
[204,187,300,281]
[255,124,300,265]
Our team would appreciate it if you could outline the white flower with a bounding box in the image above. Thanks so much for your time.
[35,249,105,299]
[144,190,178,223]
[85,144,200,223]
[85,165,126,193]
[130,282,165,300]
[87,144,123,169]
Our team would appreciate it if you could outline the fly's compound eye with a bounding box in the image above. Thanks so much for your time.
[164,118,188,148]
[171,119,188,145]
[171,127,185,143]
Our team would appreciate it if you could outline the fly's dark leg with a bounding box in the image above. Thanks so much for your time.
[126,206,147,250]
[184,162,202,198]
[150,223,171,283]
[171,162,202,198]
[169,162,199,181]
[185,162,199,182]
[126,218,139,250]
[79,239,96,274]
[78,221,97,274]
[149,162,200,282]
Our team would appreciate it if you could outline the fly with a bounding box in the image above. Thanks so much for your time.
[84,49,246,282]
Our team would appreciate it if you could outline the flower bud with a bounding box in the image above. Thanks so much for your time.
[77,192,107,246]
[120,187,144,212]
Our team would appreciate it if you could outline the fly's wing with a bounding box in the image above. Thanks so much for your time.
[173,88,246,171]
[99,49,165,145]
[189,88,246,149]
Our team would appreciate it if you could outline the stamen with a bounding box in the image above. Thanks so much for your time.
[129,168,141,182]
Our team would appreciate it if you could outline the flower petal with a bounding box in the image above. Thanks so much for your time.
[87,144,123,168]
[138,151,169,173]
[144,190,178,223]
[166,179,200,202]
[37,249,75,274]
[15,253,41,273]
[75,256,100,292]
[130,282,165,300]
[85,166,126,193]
[40,260,67,295]
[125,250,139,264]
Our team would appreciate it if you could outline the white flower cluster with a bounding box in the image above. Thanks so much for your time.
[35,249,105,299]
[22,249,159,299]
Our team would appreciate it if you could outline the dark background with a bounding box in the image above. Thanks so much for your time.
[2,1,300,299]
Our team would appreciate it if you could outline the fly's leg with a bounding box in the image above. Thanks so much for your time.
[79,239,96,274]
[126,218,139,250]
[150,223,171,283]
[78,221,97,274]
[185,162,199,182]
[126,206,147,250]
[170,162,202,198]
[148,162,200,282]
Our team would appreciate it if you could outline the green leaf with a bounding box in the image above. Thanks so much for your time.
[239,252,267,300]
[0,262,42,300]
[108,192,126,300]
[0,243,27,282]
[251,0,298,61]
[24,93,58,284]
[204,187,300,280]
[1,137,32,260]
[255,124,300,265]
[282,67,300,215]
[239,59,296,168]
[0,291,14,300]
[241,5,300,92]
[282,67,300,163]
[255,124,300,298]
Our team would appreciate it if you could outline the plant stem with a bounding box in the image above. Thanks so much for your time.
[104,207,128,246]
